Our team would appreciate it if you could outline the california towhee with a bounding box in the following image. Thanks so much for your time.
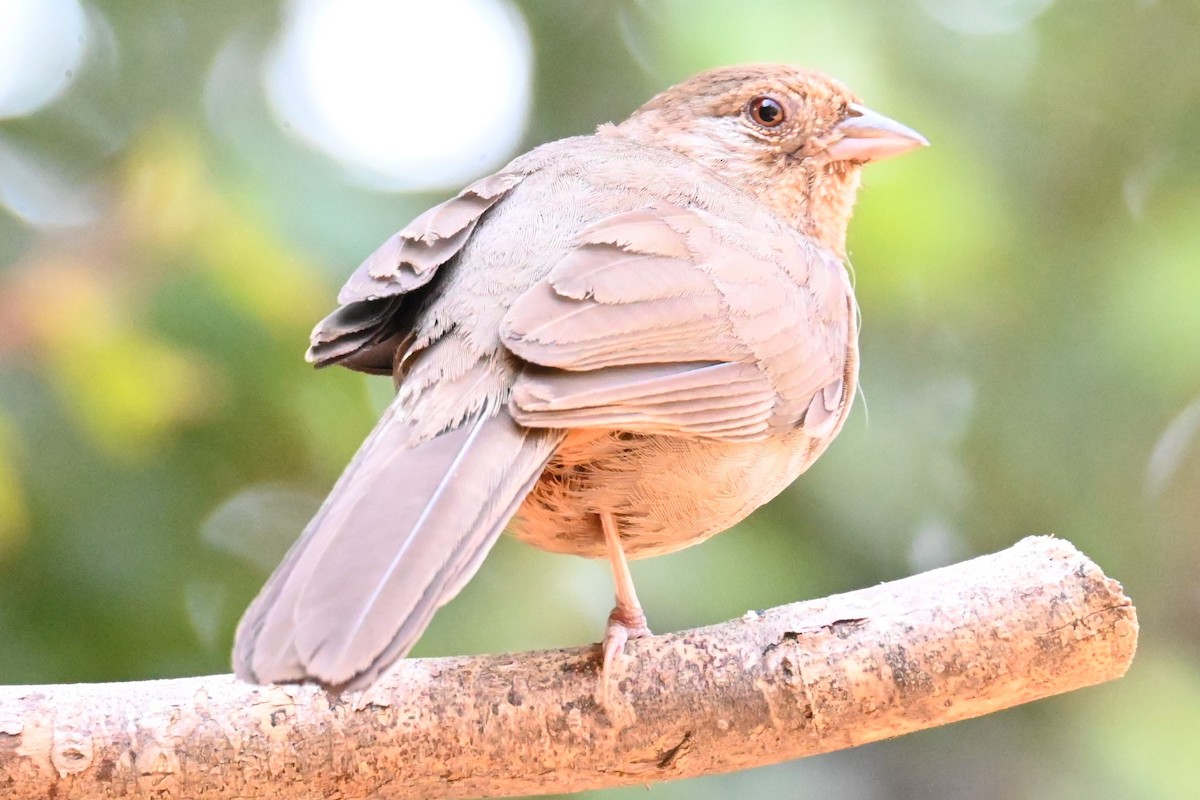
[234,64,926,691]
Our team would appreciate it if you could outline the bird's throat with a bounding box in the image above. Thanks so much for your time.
[770,162,862,259]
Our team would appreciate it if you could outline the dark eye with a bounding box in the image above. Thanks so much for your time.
[747,96,786,128]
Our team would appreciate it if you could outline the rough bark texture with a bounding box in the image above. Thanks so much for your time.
[0,535,1137,799]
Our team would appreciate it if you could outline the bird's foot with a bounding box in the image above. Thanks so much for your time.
[600,605,652,701]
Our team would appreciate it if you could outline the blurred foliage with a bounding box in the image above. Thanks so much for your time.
[1,1,1198,799]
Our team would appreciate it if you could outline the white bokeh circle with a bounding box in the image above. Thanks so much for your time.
[0,0,89,119]
[265,0,533,191]
[919,0,1055,35]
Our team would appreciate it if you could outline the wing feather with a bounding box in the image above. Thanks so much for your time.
[502,203,853,441]
[307,170,526,371]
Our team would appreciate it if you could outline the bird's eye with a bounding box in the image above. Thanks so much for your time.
[747,96,786,128]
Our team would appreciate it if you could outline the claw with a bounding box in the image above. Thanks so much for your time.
[602,607,652,682]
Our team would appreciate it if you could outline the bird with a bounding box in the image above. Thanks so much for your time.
[233,64,927,692]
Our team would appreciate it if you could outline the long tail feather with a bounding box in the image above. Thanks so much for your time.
[233,400,562,690]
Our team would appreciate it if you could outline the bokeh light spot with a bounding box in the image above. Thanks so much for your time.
[0,0,89,118]
[919,0,1054,35]
[264,0,533,191]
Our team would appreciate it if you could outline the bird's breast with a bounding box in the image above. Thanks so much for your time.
[509,410,850,560]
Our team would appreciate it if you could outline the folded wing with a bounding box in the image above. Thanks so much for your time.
[502,204,855,443]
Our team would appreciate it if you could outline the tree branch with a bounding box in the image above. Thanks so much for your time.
[0,535,1137,799]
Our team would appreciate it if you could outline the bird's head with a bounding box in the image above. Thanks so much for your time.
[616,64,927,255]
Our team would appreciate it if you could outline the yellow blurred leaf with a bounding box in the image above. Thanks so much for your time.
[119,125,214,249]
[16,259,226,459]
[118,123,327,334]
[195,203,327,332]
[0,414,30,558]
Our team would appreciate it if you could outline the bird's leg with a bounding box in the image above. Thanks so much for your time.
[600,511,652,684]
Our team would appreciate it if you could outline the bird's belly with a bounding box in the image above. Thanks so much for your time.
[509,428,834,559]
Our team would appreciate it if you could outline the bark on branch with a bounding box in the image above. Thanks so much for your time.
[0,535,1137,799]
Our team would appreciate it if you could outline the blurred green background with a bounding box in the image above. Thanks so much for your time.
[1,0,1197,798]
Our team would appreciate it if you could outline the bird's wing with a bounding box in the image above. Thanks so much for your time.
[307,169,526,372]
[501,203,855,442]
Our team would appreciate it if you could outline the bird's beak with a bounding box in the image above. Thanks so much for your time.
[823,103,928,163]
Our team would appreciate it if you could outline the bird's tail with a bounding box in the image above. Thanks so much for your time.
[233,399,562,690]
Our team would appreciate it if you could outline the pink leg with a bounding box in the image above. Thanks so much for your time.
[601,512,652,686]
